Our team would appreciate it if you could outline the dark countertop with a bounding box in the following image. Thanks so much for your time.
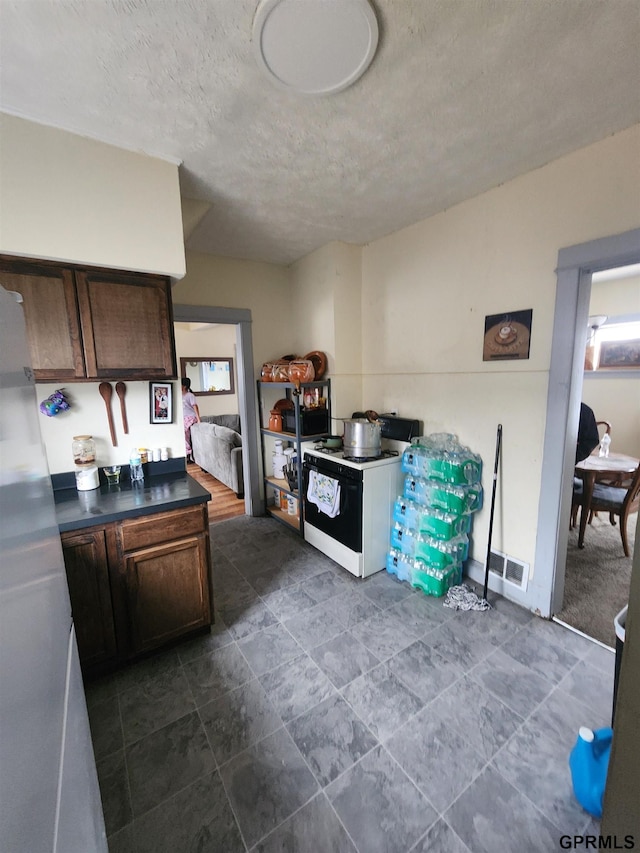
[54,472,211,533]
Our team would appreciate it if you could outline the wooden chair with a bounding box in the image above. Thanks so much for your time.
[585,465,640,557]
[571,477,583,530]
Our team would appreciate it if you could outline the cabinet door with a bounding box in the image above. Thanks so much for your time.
[122,534,211,656]
[0,262,85,380]
[61,528,118,669]
[75,269,176,380]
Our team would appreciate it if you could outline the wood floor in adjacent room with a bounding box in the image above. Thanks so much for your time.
[187,462,245,523]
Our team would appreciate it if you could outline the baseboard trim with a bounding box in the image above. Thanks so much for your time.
[552,616,614,651]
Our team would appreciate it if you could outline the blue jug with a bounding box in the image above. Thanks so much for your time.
[569,726,613,818]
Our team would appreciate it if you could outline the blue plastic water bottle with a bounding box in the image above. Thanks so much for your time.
[569,726,613,818]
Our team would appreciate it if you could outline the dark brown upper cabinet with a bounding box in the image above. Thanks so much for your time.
[0,256,177,382]
[0,261,85,381]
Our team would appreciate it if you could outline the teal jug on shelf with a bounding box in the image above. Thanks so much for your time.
[569,726,613,818]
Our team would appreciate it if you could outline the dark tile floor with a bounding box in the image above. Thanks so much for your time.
[86,515,615,853]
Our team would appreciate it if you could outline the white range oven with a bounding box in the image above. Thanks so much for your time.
[303,415,420,578]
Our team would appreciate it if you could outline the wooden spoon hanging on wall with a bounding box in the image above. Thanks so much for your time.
[99,382,117,447]
[115,382,129,434]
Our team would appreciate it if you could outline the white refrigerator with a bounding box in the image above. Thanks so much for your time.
[0,287,107,853]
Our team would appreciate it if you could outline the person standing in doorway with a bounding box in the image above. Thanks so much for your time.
[182,377,201,463]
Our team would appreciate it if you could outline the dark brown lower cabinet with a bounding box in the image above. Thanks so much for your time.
[122,534,211,656]
[61,527,118,670]
[60,503,212,676]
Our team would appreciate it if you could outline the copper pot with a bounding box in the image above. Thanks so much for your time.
[268,410,283,431]
[287,359,315,389]
[271,361,291,382]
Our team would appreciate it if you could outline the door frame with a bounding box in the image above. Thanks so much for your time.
[533,228,640,618]
[173,303,262,517]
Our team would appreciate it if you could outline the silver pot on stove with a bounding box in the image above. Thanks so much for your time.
[342,411,382,458]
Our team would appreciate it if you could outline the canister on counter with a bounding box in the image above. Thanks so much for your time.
[75,465,99,491]
[72,435,96,467]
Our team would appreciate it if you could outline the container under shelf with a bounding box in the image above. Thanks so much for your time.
[267,505,300,528]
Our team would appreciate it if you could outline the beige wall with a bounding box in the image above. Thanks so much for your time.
[582,380,640,458]
[589,273,640,318]
[290,245,337,367]
[172,252,291,371]
[358,124,640,586]
[290,241,363,430]
[1,115,187,472]
[0,114,185,278]
[37,380,183,473]
[174,323,239,418]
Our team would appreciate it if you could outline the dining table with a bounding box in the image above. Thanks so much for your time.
[574,451,639,548]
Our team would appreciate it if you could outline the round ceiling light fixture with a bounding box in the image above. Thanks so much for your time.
[252,0,379,95]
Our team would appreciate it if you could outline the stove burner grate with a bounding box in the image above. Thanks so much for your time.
[342,449,400,462]
[311,445,401,463]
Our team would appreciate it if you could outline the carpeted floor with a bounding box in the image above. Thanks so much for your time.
[556,512,636,648]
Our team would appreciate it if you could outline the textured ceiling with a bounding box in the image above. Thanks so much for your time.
[1,0,639,265]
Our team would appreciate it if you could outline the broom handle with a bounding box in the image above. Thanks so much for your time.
[483,424,502,601]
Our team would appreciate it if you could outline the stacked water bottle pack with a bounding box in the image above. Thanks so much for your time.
[386,433,483,597]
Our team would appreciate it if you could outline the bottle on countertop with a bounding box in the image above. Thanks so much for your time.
[129,447,144,482]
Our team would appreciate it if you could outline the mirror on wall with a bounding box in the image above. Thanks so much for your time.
[180,357,235,396]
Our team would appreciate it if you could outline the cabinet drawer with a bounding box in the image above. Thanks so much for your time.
[120,505,206,552]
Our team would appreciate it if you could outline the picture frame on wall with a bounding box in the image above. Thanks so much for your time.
[598,339,640,369]
[483,308,533,361]
[150,381,173,424]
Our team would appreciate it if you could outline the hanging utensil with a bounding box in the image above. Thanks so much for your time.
[99,382,117,447]
[115,381,129,434]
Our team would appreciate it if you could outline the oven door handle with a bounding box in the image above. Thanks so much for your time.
[303,459,362,484]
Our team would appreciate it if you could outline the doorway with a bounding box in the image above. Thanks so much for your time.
[555,265,640,644]
[173,303,262,517]
[532,227,640,624]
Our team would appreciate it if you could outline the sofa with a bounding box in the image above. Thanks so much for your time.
[190,414,243,498]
